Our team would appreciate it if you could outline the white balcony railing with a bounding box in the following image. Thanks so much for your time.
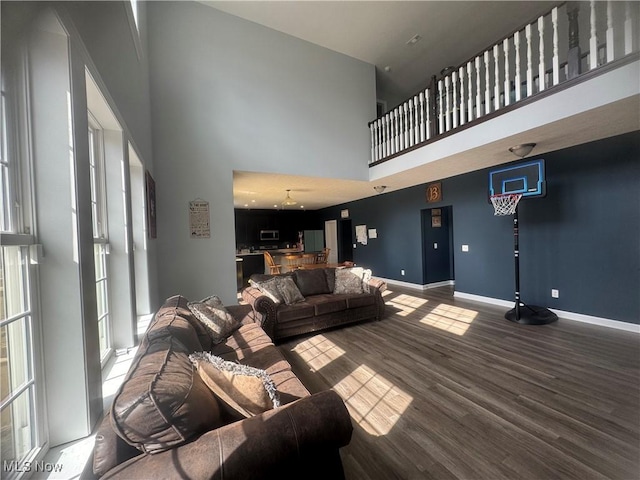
[369,1,640,165]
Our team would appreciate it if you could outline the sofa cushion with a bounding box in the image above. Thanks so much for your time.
[306,294,348,316]
[145,308,205,353]
[188,296,243,344]
[269,370,311,405]
[148,295,211,350]
[110,337,223,454]
[93,411,141,477]
[277,303,315,323]
[293,269,331,296]
[212,323,275,361]
[346,293,376,309]
[324,268,336,292]
[190,352,280,419]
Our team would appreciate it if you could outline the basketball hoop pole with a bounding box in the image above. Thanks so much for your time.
[504,203,558,325]
[513,206,521,320]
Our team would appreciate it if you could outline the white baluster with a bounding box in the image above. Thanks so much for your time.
[538,16,546,92]
[398,103,407,152]
[590,0,598,69]
[438,79,444,133]
[503,38,511,106]
[459,66,466,126]
[552,7,560,86]
[452,72,459,129]
[414,95,420,143]
[526,24,533,97]
[625,2,633,55]
[445,76,451,131]
[394,108,400,153]
[370,123,375,163]
[484,50,491,114]
[376,119,382,161]
[425,89,431,140]
[387,113,392,156]
[419,92,425,142]
[403,103,409,150]
[514,30,522,102]
[386,110,396,155]
[475,56,482,118]
[606,1,614,62]
[408,98,414,146]
[467,61,474,121]
[494,44,500,110]
[381,115,388,158]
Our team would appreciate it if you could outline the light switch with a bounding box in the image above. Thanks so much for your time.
[433,243,438,249]
[462,244,469,252]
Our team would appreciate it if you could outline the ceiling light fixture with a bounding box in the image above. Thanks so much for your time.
[406,34,422,46]
[509,143,536,158]
[374,185,387,194]
[281,189,297,206]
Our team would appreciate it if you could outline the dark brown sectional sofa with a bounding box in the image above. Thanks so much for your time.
[82,295,353,479]
[242,267,387,342]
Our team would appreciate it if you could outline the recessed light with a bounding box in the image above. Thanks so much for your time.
[406,34,422,46]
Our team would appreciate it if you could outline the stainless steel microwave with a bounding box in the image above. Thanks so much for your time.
[260,230,279,241]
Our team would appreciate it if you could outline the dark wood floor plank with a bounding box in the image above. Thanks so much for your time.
[280,285,640,480]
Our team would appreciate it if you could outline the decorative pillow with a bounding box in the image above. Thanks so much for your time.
[189,352,280,419]
[187,299,242,344]
[276,276,305,305]
[334,267,366,294]
[250,277,284,304]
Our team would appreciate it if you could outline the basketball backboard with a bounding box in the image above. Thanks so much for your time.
[489,158,546,198]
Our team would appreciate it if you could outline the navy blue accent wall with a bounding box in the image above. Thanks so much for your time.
[319,132,639,324]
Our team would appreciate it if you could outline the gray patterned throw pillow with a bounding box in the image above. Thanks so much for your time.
[187,297,241,344]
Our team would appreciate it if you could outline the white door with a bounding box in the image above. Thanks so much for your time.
[324,220,338,264]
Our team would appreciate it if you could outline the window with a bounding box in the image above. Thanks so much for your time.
[88,117,112,361]
[1,59,44,472]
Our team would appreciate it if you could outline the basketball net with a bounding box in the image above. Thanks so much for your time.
[490,193,522,216]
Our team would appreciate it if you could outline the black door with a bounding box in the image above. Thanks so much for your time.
[422,206,454,285]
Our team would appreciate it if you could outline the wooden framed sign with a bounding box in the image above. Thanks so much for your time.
[426,182,442,203]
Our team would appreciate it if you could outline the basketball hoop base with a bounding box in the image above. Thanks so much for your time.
[505,304,558,325]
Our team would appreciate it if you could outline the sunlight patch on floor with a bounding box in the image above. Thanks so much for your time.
[291,334,345,372]
[334,364,413,436]
[420,303,478,335]
[384,291,429,317]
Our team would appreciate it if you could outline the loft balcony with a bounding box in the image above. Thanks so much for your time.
[368,1,640,184]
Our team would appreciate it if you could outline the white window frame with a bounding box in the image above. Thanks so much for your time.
[1,48,48,476]
[88,114,113,365]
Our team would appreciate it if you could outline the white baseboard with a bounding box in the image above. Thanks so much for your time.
[453,291,640,333]
[376,277,454,291]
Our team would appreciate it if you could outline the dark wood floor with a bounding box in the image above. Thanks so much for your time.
[280,286,640,480]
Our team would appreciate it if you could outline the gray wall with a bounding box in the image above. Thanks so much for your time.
[320,132,640,324]
[147,2,376,304]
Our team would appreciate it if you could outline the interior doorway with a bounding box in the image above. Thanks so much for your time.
[324,220,338,264]
[421,206,454,286]
[339,219,353,263]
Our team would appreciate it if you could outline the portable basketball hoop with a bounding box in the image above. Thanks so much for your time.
[490,193,522,216]
[488,159,558,326]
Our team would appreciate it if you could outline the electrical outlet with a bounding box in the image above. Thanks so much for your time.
[551,289,559,298]
[401,269,405,276]
[462,244,469,252]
